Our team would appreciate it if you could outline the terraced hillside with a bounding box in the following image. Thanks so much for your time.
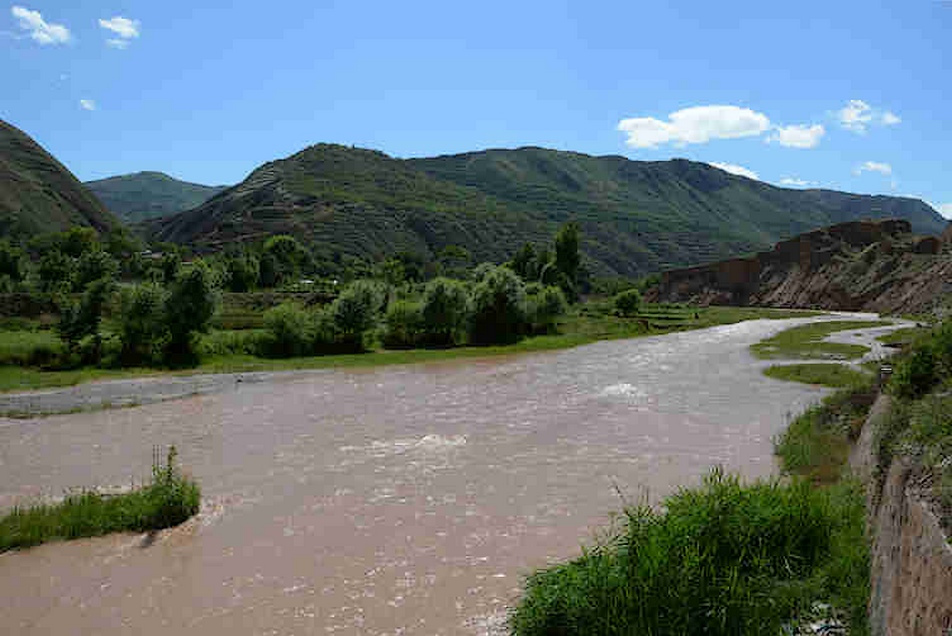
[0,119,116,240]
[152,144,948,277]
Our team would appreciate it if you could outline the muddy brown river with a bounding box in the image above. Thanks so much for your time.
[0,317,884,635]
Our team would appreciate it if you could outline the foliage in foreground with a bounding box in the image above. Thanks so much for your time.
[0,446,200,552]
[510,469,869,636]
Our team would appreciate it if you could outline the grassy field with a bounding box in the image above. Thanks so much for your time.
[750,319,889,360]
[0,447,199,552]
[876,326,925,345]
[0,304,822,393]
[764,363,872,388]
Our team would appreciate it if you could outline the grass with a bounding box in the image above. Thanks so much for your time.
[750,319,890,360]
[764,363,872,388]
[509,469,869,636]
[775,380,878,485]
[876,326,926,346]
[0,304,823,394]
[0,447,199,552]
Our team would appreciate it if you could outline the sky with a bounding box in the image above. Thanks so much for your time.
[3,1,951,218]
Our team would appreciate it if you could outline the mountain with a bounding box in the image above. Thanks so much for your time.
[0,119,116,240]
[649,219,952,316]
[85,172,227,223]
[151,144,948,277]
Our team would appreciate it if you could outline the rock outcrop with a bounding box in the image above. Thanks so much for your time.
[850,395,952,635]
[650,219,952,316]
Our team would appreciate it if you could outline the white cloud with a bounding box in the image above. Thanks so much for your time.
[881,111,901,125]
[779,177,814,187]
[709,162,759,180]
[836,100,901,133]
[938,204,952,220]
[99,16,139,39]
[767,124,825,149]
[79,99,96,111]
[105,38,129,49]
[11,6,70,45]
[854,161,892,176]
[618,105,770,149]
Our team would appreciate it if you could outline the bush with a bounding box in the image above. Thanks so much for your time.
[613,288,642,316]
[381,300,425,349]
[421,277,470,346]
[527,285,567,333]
[262,302,313,357]
[468,266,529,345]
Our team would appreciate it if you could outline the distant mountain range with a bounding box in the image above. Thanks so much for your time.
[85,172,227,223]
[1,117,947,278]
[0,119,116,240]
[151,144,947,277]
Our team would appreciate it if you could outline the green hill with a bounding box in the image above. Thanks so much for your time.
[85,172,227,223]
[0,119,117,240]
[151,144,949,277]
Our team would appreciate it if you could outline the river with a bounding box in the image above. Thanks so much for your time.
[0,316,886,635]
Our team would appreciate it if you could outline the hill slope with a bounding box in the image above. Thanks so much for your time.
[0,119,116,240]
[86,172,227,223]
[152,144,948,277]
[650,219,952,316]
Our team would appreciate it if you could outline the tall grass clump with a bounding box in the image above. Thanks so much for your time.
[510,469,868,636]
[0,446,200,552]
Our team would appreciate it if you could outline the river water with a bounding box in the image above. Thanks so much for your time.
[0,317,871,635]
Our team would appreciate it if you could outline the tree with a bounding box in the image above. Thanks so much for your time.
[57,278,115,362]
[0,240,25,282]
[73,250,118,291]
[421,277,470,346]
[553,222,581,301]
[119,283,167,365]
[468,266,528,344]
[224,253,260,292]
[331,280,386,350]
[37,249,72,292]
[262,235,306,287]
[262,302,313,357]
[528,285,567,333]
[164,262,218,365]
[510,242,540,281]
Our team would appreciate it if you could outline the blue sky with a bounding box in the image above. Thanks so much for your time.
[3,1,951,218]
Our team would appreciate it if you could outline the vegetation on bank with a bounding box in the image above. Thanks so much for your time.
[0,447,199,552]
[878,320,952,531]
[509,470,869,636]
[750,319,890,360]
[763,363,872,388]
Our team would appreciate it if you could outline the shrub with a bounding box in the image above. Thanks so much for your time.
[421,277,470,346]
[381,300,425,349]
[468,266,528,345]
[527,285,567,333]
[262,302,313,357]
[613,288,642,316]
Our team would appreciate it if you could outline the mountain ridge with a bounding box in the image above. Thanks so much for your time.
[0,119,117,240]
[152,143,946,277]
[85,171,227,223]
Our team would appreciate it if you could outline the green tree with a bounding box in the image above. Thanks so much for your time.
[421,277,470,346]
[468,266,528,344]
[57,278,115,362]
[0,240,25,282]
[262,235,306,287]
[528,285,567,333]
[59,227,99,258]
[37,249,72,292]
[262,302,313,357]
[553,222,581,301]
[164,262,218,365]
[224,253,260,292]
[73,250,118,291]
[331,280,385,351]
[118,283,167,365]
[381,300,425,349]
[510,242,540,281]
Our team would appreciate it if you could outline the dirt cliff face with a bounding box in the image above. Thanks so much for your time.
[651,219,952,316]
